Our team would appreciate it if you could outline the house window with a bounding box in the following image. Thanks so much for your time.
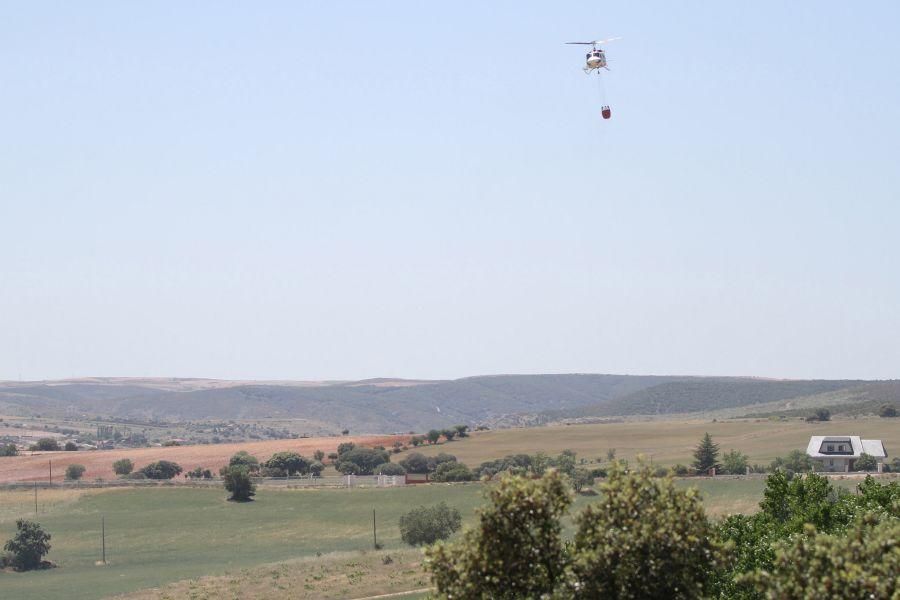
[827,445,834,452]
[839,445,845,451]
[829,459,834,466]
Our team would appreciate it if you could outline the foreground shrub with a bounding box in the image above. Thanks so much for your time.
[399,502,462,546]
[740,514,899,599]
[222,465,255,501]
[3,520,51,570]
[569,463,720,599]
[426,470,572,599]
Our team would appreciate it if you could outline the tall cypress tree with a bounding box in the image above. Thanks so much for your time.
[692,432,721,474]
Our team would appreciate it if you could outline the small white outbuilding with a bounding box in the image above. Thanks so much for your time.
[805,435,888,473]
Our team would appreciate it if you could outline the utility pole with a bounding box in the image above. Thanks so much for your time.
[101,516,106,564]
[49,460,52,485]
[34,481,38,515]
[372,509,377,549]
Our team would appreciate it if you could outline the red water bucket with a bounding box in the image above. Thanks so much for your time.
[601,106,611,119]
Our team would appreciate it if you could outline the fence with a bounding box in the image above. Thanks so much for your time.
[0,474,406,491]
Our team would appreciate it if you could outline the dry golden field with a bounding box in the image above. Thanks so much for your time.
[404,417,900,467]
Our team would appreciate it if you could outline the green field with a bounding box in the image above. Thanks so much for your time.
[0,475,805,600]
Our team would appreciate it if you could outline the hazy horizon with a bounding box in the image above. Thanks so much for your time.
[3,2,899,382]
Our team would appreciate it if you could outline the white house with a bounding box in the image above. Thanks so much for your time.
[806,435,888,473]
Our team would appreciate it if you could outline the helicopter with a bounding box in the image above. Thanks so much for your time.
[566,37,620,119]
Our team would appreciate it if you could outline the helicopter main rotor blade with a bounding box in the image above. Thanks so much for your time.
[565,42,594,45]
[594,37,622,45]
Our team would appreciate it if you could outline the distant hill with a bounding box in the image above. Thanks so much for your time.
[1,374,896,433]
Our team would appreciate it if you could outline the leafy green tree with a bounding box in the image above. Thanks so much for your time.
[64,441,78,451]
[410,436,423,447]
[228,451,259,473]
[453,424,469,438]
[0,443,18,457]
[570,468,595,492]
[334,448,391,475]
[312,449,325,461]
[336,442,356,455]
[399,452,430,474]
[431,462,473,482]
[769,450,812,475]
[740,514,899,599]
[374,462,406,476]
[399,502,462,546]
[759,471,842,533]
[854,453,877,472]
[140,460,183,480]
[722,449,749,475]
[3,520,51,570]
[441,428,457,441]
[426,470,572,599]
[222,465,255,501]
[426,429,442,444]
[112,458,133,476]
[31,438,60,451]
[264,451,309,476]
[569,462,720,599]
[309,460,325,476]
[65,464,86,480]
[692,432,721,474]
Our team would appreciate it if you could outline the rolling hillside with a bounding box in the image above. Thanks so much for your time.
[1,375,897,433]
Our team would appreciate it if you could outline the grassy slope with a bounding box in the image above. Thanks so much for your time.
[0,485,484,600]
[406,417,900,468]
[0,476,877,600]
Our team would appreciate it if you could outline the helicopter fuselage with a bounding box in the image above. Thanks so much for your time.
[585,50,607,71]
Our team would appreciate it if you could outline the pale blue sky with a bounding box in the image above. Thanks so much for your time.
[2,2,898,381]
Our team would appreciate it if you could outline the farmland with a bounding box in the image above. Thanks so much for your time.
[404,416,900,469]
[0,434,408,484]
[0,475,831,600]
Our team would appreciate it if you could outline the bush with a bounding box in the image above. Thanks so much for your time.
[187,467,213,479]
[31,438,60,452]
[313,449,325,461]
[112,458,134,476]
[431,462,474,482]
[3,520,51,570]
[671,463,690,476]
[374,462,406,476]
[740,514,899,599]
[426,470,572,598]
[854,453,878,472]
[0,443,18,457]
[879,404,898,418]
[722,449,749,475]
[571,468,595,492]
[309,460,325,476]
[65,464,86,480]
[63,441,78,451]
[222,465,255,501]
[140,460,183,480]
[426,429,442,444]
[337,442,356,455]
[399,502,462,546]
[399,452,430,474]
[570,464,720,598]
[806,408,831,422]
[770,450,813,475]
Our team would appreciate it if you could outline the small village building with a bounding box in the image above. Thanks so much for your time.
[806,435,888,473]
